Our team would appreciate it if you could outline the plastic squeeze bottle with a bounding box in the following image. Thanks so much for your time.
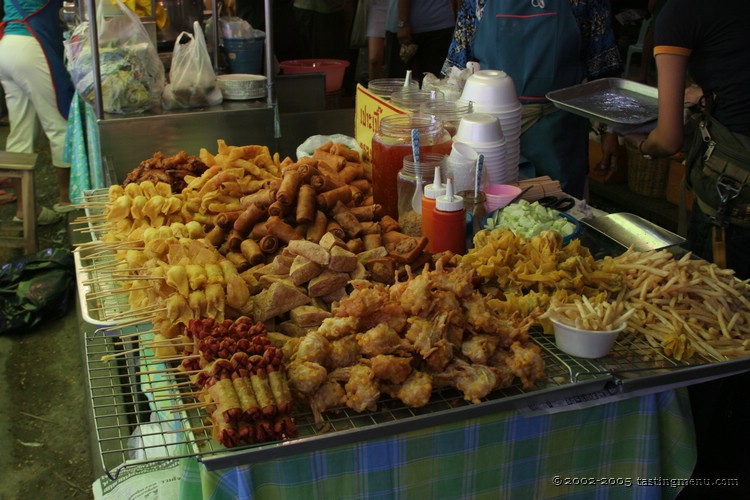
[421,165,446,252]
[432,177,466,255]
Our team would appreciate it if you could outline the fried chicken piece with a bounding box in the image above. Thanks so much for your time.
[293,331,332,366]
[507,341,545,389]
[367,354,412,384]
[329,335,360,369]
[287,360,328,395]
[461,334,500,365]
[357,323,402,356]
[344,364,380,412]
[383,370,432,408]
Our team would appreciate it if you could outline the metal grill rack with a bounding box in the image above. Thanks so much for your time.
[82,301,750,479]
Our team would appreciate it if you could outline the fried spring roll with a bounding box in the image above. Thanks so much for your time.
[362,233,382,250]
[226,251,251,272]
[225,229,245,252]
[326,220,346,240]
[349,204,381,222]
[241,188,277,209]
[296,157,320,182]
[249,221,269,240]
[240,238,265,266]
[310,174,342,193]
[205,225,226,247]
[331,144,361,162]
[267,200,287,218]
[306,210,328,243]
[346,238,365,254]
[359,221,382,235]
[339,162,364,184]
[265,215,303,243]
[295,184,317,225]
[380,215,401,233]
[349,185,364,205]
[312,149,346,171]
[234,203,266,236]
[317,185,352,211]
[350,178,371,193]
[259,235,280,254]
[276,169,301,206]
[216,210,243,231]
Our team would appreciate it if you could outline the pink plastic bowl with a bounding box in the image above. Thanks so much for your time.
[484,184,522,211]
[279,59,350,93]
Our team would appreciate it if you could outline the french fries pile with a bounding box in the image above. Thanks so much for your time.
[602,248,750,361]
[540,293,635,332]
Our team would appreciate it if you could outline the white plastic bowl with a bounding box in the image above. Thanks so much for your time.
[455,113,504,144]
[551,317,626,358]
[461,70,520,109]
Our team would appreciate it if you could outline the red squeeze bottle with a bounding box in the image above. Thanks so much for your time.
[421,165,446,252]
[432,177,466,255]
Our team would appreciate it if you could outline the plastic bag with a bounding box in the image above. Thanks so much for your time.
[64,0,165,114]
[296,134,364,161]
[0,247,75,335]
[162,21,223,109]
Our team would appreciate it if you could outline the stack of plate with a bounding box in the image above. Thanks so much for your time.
[216,74,267,100]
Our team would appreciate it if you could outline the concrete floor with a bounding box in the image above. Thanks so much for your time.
[0,126,96,499]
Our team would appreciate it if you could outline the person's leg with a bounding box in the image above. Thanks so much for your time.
[367,36,385,81]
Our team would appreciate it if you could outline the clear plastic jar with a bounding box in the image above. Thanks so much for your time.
[397,153,445,236]
[367,78,420,100]
[459,190,487,248]
[371,114,453,219]
[419,99,474,136]
[390,89,444,112]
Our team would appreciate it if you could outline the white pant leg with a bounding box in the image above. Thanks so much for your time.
[0,35,70,168]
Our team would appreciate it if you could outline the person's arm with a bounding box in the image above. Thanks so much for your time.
[629,53,688,158]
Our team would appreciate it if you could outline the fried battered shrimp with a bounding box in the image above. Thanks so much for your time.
[357,324,402,356]
[329,335,360,369]
[383,370,432,408]
[287,361,328,395]
[507,342,545,389]
[461,334,500,365]
[310,380,347,424]
[437,359,497,404]
[367,354,412,384]
[317,316,359,340]
[294,331,332,366]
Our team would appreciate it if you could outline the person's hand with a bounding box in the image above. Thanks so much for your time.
[592,132,621,181]
[684,84,704,107]
[623,133,648,150]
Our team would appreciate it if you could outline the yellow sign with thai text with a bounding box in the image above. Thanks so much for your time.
[354,84,407,162]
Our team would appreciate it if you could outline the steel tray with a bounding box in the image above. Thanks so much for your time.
[582,213,686,252]
[547,78,658,127]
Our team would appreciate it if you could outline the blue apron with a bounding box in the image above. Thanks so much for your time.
[2,0,75,119]
[471,0,589,198]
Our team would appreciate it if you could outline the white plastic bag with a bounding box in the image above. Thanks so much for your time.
[162,21,223,109]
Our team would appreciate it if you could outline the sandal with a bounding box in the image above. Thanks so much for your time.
[12,206,62,226]
[53,202,79,214]
[0,190,16,205]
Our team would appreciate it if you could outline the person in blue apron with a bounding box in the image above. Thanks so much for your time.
[442,0,621,199]
[0,0,75,224]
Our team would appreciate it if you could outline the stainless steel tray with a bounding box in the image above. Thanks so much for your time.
[547,78,658,127]
[582,213,685,252]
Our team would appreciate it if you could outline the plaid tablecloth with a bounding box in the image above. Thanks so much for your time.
[177,389,696,500]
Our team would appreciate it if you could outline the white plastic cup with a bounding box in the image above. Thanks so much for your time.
[454,113,504,144]
[460,70,520,109]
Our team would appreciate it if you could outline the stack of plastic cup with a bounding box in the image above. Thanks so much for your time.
[443,142,483,194]
[460,70,522,180]
[453,113,512,185]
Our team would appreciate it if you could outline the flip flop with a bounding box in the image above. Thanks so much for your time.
[12,206,62,225]
[0,190,16,205]
[53,202,80,214]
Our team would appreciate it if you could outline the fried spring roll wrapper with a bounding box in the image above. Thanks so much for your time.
[333,211,363,238]
[268,370,293,414]
[317,140,334,152]
[349,185,364,205]
[234,203,267,235]
[240,238,265,266]
[382,230,410,247]
[225,229,245,252]
[241,188,277,209]
[216,210,243,231]
[267,200,288,218]
[259,234,280,254]
[295,157,320,182]
[363,232,382,250]
[205,225,226,247]
[326,220,345,240]
[226,251,251,272]
[359,221,382,235]
[346,238,365,254]
[380,215,401,233]
[306,210,328,243]
[276,169,301,206]
[249,221,269,239]
[389,235,429,264]
[339,162,364,184]
[295,184,317,225]
[349,178,372,194]
[232,371,261,419]
[207,378,242,423]
[310,173,342,193]
[317,185,352,211]
[349,204,381,222]
[331,144,362,162]
[312,149,346,171]
[250,371,277,417]
[265,215,303,243]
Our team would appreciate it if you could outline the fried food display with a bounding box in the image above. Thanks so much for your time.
[284,259,544,422]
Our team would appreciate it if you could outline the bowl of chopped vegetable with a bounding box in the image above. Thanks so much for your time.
[481,199,581,244]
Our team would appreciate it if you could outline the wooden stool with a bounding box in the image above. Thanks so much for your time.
[0,151,38,253]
